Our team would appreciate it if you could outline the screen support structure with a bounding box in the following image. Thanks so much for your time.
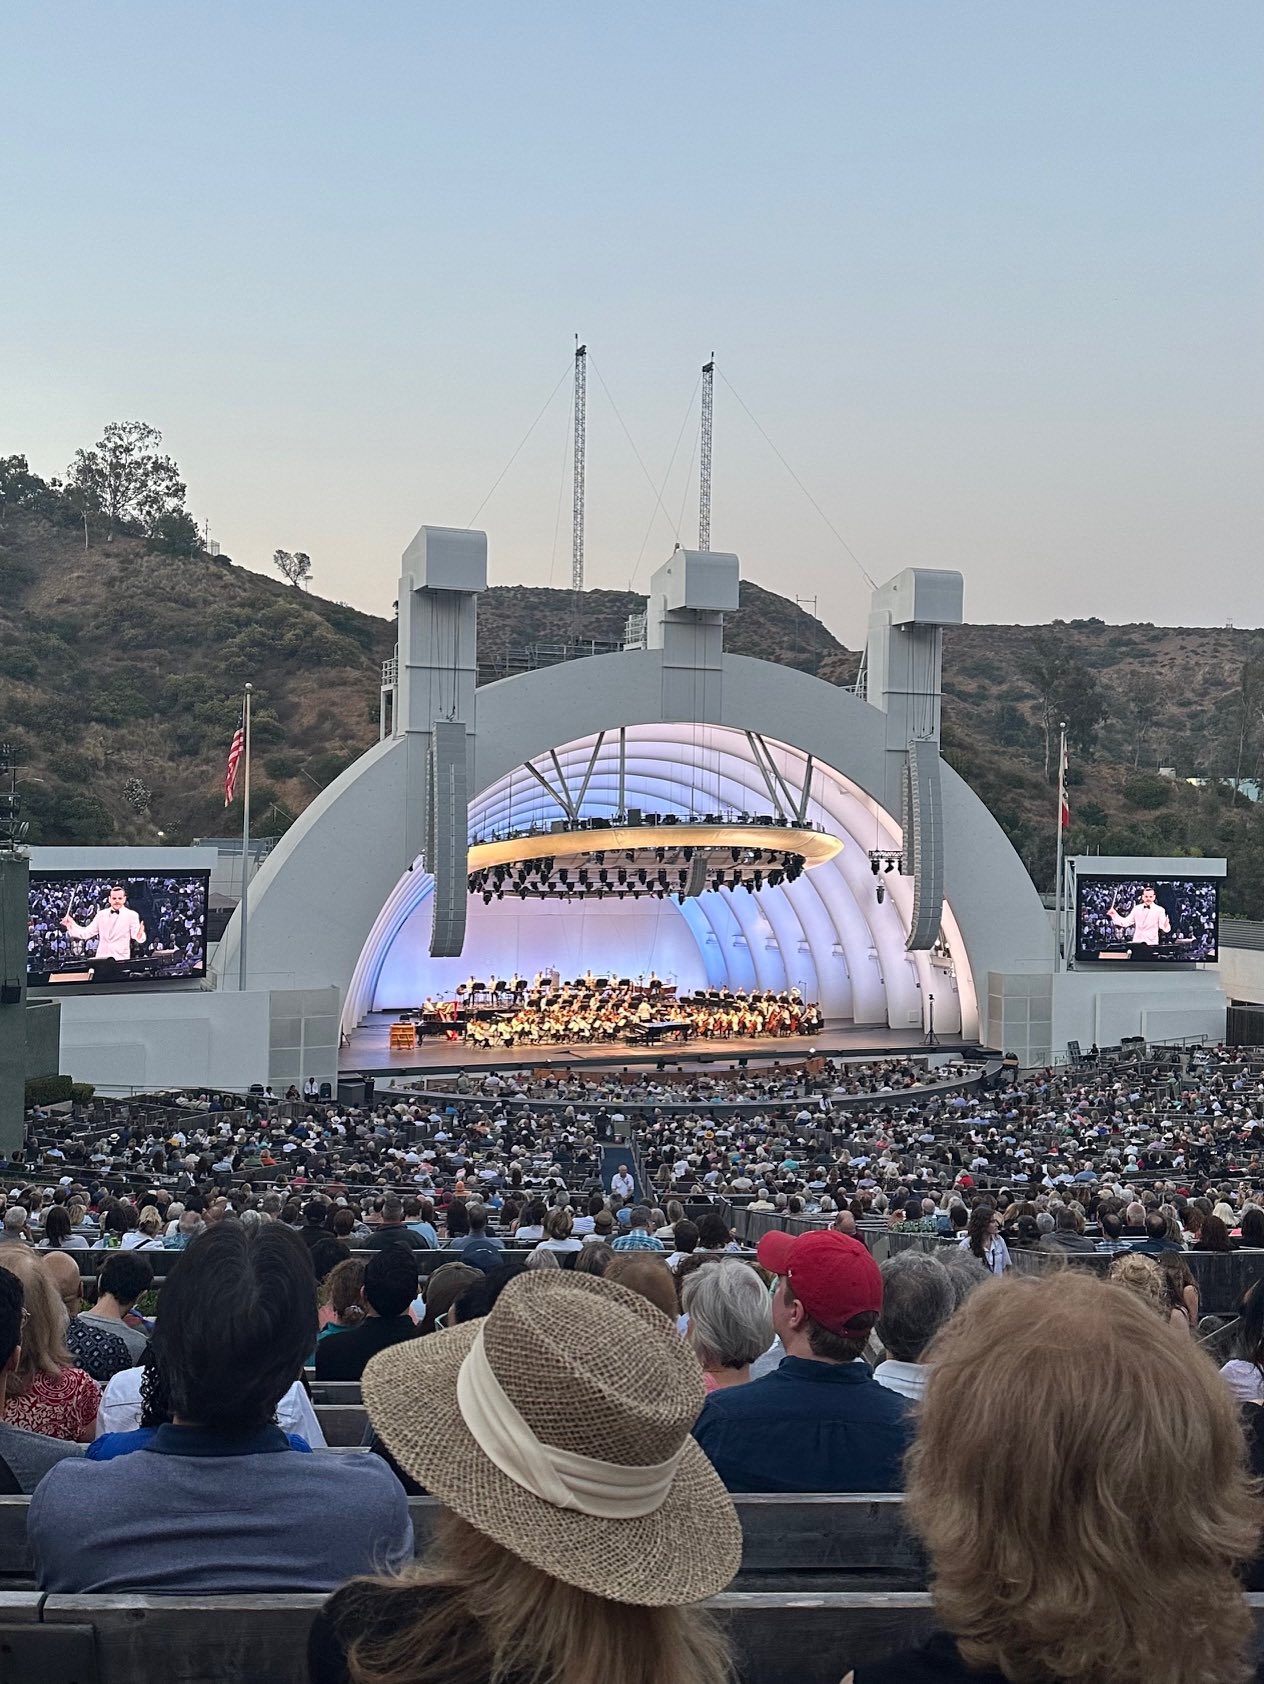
[0,850,28,1156]
[1053,722,1068,976]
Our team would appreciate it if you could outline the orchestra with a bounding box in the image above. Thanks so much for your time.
[392,975,824,1051]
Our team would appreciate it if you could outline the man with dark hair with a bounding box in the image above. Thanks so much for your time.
[297,1199,330,1251]
[693,1230,911,1492]
[359,1197,431,1253]
[75,1251,152,1363]
[1128,1210,1182,1257]
[29,1225,411,1592]
[314,1246,420,1381]
[0,1267,85,1491]
[444,1203,503,1255]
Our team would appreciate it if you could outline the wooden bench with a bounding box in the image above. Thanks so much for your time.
[11,1594,1264,1684]
[0,1494,920,1590]
[311,1406,369,1448]
[0,1590,939,1683]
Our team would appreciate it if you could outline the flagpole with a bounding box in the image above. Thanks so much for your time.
[1053,720,1067,976]
[238,684,252,993]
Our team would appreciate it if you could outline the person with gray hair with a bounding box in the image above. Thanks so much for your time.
[938,1248,990,1309]
[682,1260,774,1392]
[873,1250,955,1403]
[0,1208,31,1246]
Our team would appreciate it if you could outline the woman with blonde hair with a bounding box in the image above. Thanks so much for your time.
[846,1273,1261,1684]
[1107,1252,1175,1322]
[308,1271,738,1684]
[0,1249,100,1442]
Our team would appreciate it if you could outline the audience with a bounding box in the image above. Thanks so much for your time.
[308,1271,739,1684]
[0,1248,99,1442]
[693,1230,911,1491]
[0,1268,85,1491]
[30,1225,411,1591]
[74,1252,152,1364]
[315,1248,420,1381]
[873,1251,955,1402]
[682,1257,774,1391]
[848,1274,1262,1684]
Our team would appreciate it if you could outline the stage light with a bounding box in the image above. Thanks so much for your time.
[884,860,894,874]
[870,858,880,875]
[876,882,885,905]
[483,891,493,904]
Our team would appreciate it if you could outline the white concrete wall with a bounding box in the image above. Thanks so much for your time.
[1052,967,1225,1051]
[55,991,270,1095]
[1218,946,1264,1007]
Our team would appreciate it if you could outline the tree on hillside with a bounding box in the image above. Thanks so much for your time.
[1018,627,1109,778]
[1225,647,1264,801]
[273,549,312,589]
[67,422,186,542]
[1116,671,1165,767]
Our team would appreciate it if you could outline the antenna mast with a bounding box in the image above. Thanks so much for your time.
[571,339,587,593]
[698,356,714,551]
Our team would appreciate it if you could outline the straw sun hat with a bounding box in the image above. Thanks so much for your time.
[361,1269,741,1606]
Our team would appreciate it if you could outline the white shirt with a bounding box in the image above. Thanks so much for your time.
[66,906,143,961]
[1113,901,1170,946]
[96,1369,327,1448]
[1220,1361,1264,1405]
[874,1360,928,1402]
[611,1174,634,1199]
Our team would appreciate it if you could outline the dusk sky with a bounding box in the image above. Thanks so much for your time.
[3,2,1260,648]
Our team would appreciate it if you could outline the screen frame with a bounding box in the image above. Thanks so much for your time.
[27,868,212,989]
[1072,872,1220,966]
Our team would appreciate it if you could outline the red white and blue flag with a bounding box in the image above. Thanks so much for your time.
[224,715,245,807]
[1059,736,1070,831]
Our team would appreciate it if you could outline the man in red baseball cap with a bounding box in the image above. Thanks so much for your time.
[692,1229,912,1493]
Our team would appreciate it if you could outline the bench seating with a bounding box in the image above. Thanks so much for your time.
[0,1494,922,1590]
[7,1594,1264,1684]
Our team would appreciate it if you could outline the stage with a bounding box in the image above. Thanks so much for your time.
[340,1011,982,1080]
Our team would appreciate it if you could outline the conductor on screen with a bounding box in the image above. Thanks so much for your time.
[1107,884,1172,948]
[60,884,146,962]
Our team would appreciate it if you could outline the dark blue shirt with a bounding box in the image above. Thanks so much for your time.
[693,1356,912,1493]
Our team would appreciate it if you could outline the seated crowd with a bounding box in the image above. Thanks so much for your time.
[4,1040,1264,1680]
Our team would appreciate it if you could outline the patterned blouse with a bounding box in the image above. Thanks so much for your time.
[3,1365,101,1442]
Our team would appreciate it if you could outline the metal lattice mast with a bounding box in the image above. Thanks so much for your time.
[571,340,587,593]
[698,356,714,551]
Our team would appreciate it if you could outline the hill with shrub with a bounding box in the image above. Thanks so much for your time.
[3,448,1264,913]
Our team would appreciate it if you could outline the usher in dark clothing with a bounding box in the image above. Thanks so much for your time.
[313,1316,419,1382]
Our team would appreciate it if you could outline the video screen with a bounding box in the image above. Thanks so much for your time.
[1074,874,1219,964]
[28,871,210,987]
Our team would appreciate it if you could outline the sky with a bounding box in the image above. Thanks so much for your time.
[2,2,1261,649]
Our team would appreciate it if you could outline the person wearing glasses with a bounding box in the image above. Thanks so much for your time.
[0,1267,86,1492]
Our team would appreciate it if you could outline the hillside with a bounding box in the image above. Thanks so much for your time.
[2,508,1263,913]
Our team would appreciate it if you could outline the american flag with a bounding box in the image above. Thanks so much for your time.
[1059,735,1070,831]
[224,714,245,807]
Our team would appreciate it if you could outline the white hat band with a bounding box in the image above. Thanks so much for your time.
[455,1324,685,1519]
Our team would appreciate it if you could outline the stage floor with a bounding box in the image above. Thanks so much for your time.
[340,1013,980,1080]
